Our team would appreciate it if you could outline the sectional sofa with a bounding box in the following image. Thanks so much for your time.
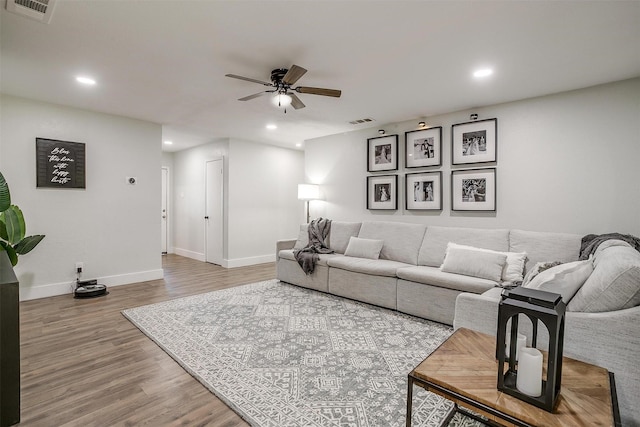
[276,220,640,425]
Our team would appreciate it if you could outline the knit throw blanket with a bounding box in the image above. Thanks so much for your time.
[294,218,334,275]
[579,232,640,259]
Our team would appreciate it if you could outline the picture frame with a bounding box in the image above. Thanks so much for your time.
[405,171,442,210]
[367,134,398,172]
[36,138,86,189]
[405,127,442,168]
[451,168,496,211]
[451,118,497,165]
[367,174,398,210]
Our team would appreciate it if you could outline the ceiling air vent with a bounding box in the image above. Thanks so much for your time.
[349,118,375,125]
[5,0,56,24]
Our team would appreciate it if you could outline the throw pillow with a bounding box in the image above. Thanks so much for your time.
[441,245,507,282]
[445,242,527,284]
[522,261,563,286]
[344,237,384,260]
[523,258,593,303]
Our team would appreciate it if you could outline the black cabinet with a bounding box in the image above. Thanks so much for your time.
[0,251,19,427]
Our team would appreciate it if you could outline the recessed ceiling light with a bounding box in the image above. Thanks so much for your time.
[473,68,493,78]
[76,76,96,85]
[164,140,173,145]
[296,143,302,148]
[266,124,277,130]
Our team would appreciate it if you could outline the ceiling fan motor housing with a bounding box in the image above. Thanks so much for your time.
[270,69,289,85]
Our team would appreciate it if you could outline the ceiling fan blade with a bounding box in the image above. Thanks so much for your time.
[297,86,342,98]
[282,65,307,85]
[290,93,306,110]
[238,91,271,101]
[225,74,272,86]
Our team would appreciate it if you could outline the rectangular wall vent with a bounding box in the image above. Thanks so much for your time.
[348,118,375,125]
[6,0,56,24]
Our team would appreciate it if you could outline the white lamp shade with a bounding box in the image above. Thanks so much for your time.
[298,184,320,200]
[273,93,292,108]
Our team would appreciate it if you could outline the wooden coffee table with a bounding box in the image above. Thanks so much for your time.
[406,327,621,427]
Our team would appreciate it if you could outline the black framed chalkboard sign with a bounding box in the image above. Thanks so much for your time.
[36,138,86,189]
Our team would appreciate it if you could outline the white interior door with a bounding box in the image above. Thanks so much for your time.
[205,159,224,265]
[161,167,168,254]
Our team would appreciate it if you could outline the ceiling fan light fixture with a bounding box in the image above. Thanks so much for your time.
[273,93,292,108]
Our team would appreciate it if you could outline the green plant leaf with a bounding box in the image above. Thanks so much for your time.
[0,241,18,266]
[0,172,10,212]
[4,205,26,245]
[0,218,7,241]
[14,234,45,255]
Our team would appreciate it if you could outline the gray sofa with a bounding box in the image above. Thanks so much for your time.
[276,220,640,425]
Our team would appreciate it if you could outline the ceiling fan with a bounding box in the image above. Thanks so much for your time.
[225,65,341,111]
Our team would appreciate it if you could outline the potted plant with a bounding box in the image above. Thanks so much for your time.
[0,171,45,266]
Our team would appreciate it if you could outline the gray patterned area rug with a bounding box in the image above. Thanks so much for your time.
[123,280,481,427]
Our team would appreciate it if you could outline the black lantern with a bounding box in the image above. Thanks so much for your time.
[496,286,566,412]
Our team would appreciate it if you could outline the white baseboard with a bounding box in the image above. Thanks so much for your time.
[224,254,275,268]
[19,269,164,301]
[173,247,205,262]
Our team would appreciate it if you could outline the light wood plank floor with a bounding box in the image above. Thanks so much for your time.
[18,254,275,427]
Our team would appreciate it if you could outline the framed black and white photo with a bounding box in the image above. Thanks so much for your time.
[367,134,398,172]
[405,171,442,210]
[405,127,442,168]
[451,168,496,211]
[451,118,497,165]
[367,174,397,210]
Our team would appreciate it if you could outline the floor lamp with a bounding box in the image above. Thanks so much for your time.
[298,184,320,224]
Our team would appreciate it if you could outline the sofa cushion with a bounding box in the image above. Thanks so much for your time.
[397,266,498,293]
[327,256,411,277]
[278,249,342,266]
[523,258,594,303]
[292,221,361,253]
[418,226,509,267]
[344,237,384,259]
[441,245,507,282]
[444,242,527,284]
[357,221,427,265]
[509,229,581,273]
[327,221,362,254]
[293,224,309,250]
[567,245,640,312]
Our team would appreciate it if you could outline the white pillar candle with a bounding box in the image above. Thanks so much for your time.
[516,347,543,397]
[505,332,527,361]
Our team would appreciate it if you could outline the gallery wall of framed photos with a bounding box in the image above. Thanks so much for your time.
[365,117,497,213]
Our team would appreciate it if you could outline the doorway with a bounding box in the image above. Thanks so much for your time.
[161,167,169,254]
[205,158,224,265]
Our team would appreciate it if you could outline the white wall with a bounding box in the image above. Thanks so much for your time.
[227,138,304,266]
[0,95,163,300]
[170,138,304,266]
[171,140,229,261]
[306,78,640,236]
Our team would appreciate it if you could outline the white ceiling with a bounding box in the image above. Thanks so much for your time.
[1,1,639,153]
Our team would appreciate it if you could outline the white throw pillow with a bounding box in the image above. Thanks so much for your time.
[344,237,384,260]
[445,242,527,284]
[523,258,594,303]
[441,245,507,282]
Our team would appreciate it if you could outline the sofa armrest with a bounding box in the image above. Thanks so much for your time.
[562,307,640,426]
[453,292,500,335]
[276,239,297,261]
